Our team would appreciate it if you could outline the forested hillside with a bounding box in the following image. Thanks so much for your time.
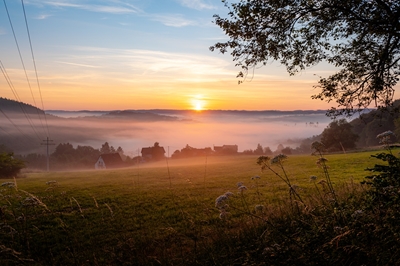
[350,100,400,147]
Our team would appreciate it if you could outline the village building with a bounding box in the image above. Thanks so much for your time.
[214,145,238,154]
[94,153,124,169]
[141,142,166,161]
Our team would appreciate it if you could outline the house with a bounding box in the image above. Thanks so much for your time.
[94,153,124,169]
[214,145,238,154]
[141,142,166,161]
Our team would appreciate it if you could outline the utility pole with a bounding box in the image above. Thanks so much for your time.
[41,137,55,172]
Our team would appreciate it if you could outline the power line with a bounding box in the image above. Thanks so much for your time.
[0,108,38,144]
[41,137,55,171]
[2,0,48,138]
[21,0,50,137]
[0,62,42,141]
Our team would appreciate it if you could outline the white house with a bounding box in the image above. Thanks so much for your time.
[94,153,124,169]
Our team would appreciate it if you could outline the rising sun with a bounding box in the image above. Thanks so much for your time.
[190,95,206,111]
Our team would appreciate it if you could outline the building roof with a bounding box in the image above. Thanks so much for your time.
[98,153,124,168]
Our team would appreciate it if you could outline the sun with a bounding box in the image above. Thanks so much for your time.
[190,95,206,111]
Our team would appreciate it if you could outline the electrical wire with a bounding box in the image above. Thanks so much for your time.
[21,0,50,137]
[3,0,48,137]
[0,63,42,141]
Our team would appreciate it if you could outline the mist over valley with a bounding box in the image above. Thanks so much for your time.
[0,98,332,156]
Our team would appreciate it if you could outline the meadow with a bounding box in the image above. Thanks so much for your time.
[0,149,397,265]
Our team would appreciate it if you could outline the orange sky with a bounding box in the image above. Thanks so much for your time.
[0,1,377,112]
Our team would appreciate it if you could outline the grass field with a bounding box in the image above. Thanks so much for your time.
[0,150,391,265]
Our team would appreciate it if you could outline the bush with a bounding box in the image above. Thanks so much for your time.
[0,152,25,178]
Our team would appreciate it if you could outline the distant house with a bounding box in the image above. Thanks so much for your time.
[214,145,238,154]
[95,153,124,169]
[172,145,214,159]
[141,142,166,161]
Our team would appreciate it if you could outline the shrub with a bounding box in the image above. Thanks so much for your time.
[0,152,25,178]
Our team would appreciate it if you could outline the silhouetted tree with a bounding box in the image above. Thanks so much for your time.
[211,0,400,117]
[264,147,273,155]
[281,147,292,155]
[100,142,111,154]
[321,119,359,151]
[254,144,264,155]
[0,152,25,178]
[117,146,124,154]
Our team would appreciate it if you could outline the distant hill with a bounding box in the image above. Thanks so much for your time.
[0,97,45,115]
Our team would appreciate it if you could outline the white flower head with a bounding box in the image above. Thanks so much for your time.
[224,191,234,197]
[376,130,394,139]
[215,195,228,208]
[238,185,247,192]
[1,182,15,188]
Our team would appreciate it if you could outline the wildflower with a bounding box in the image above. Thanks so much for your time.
[46,180,57,185]
[256,156,270,166]
[224,191,234,197]
[219,211,231,220]
[215,195,228,208]
[311,141,325,152]
[251,175,260,180]
[236,182,243,188]
[271,154,287,164]
[318,180,327,185]
[309,175,318,182]
[238,185,248,192]
[376,130,394,139]
[316,157,328,167]
[1,182,15,188]
[22,197,39,206]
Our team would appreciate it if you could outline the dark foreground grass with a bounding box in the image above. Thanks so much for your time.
[1,150,399,265]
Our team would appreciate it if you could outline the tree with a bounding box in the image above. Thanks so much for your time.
[0,152,25,178]
[116,146,124,154]
[100,142,111,154]
[210,0,400,117]
[321,119,359,151]
[254,143,264,155]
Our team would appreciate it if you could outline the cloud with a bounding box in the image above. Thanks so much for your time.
[47,46,235,84]
[177,0,217,10]
[35,14,53,20]
[41,1,141,14]
[150,14,196,27]
[55,61,101,68]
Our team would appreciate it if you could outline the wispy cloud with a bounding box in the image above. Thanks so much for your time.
[52,46,234,82]
[35,14,53,20]
[150,14,196,27]
[55,61,101,68]
[41,1,141,14]
[177,0,217,10]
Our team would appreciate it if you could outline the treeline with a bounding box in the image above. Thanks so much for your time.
[16,142,134,171]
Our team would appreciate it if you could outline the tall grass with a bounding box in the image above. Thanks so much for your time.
[0,150,397,265]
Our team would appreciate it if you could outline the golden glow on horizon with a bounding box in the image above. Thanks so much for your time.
[190,95,206,111]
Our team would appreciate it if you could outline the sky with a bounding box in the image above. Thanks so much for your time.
[0,0,337,111]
